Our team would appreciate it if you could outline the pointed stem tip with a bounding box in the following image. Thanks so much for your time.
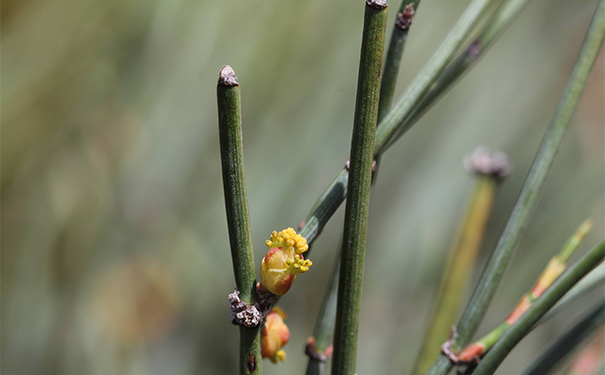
[366,0,388,10]
[218,65,239,86]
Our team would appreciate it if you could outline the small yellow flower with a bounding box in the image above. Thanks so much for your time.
[259,228,312,295]
[261,307,290,363]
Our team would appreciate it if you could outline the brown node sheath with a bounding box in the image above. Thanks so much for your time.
[396,4,415,30]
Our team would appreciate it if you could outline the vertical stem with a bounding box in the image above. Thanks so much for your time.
[217,65,262,375]
[332,2,388,374]
[377,0,421,122]
[425,1,605,372]
[414,175,498,375]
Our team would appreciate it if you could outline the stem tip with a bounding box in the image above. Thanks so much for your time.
[218,65,239,86]
[366,0,388,10]
[464,146,511,179]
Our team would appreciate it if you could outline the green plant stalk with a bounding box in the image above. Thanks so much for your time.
[306,253,340,375]
[377,0,421,122]
[332,2,387,374]
[386,0,533,148]
[217,66,261,375]
[521,301,605,375]
[453,219,594,362]
[425,0,605,372]
[306,1,419,371]
[299,0,506,251]
[543,262,605,321]
[414,175,498,375]
[471,238,605,375]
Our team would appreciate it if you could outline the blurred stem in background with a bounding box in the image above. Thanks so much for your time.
[331,2,387,374]
[472,238,605,375]
[451,219,594,364]
[386,0,534,148]
[217,66,262,375]
[520,302,604,375]
[306,1,421,373]
[413,148,509,375]
[300,0,510,252]
[562,327,605,375]
[425,0,605,372]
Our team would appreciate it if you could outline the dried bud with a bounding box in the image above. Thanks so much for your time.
[463,146,511,179]
[261,307,290,363]
[259,228,312,295]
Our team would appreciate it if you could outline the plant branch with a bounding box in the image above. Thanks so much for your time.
[332,2,388,374]
[217,65,262,375]
[471,239,605,375]
[425,1,605,372]
[521,301,605,375]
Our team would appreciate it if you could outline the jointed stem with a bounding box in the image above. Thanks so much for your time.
[332,2,388,374]
[472,239,605,375]
[454,220,593,363]
[217,66,262,375]
[425,1,605,372]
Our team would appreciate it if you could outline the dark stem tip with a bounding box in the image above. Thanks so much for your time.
[395,4,415,30]
[464,146,511,179]
[218,65,239,86]
[366,0,388,10]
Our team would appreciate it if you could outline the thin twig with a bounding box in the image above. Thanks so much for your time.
[471,239,605,375]
[217,65,262,375]
[332,2,388,374]
[413,149,509,375]
[425,0,605,372]
[520,301,605,375]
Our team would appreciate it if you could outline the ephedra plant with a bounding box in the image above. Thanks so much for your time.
[217,0,605,374]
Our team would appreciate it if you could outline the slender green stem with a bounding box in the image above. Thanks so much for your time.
[521,301,605,375]
[387,0,533,148]
[414,175,499,375]
[373,0,495,152]
[306,2,418,370]
[332,2,387,374]
[471,239,605,375]
[306,253,340,375]
[217,65,261,375]
[425,2,605,373]
[377,0,421,122]
[544,262,605,321]
[300,0,497,251]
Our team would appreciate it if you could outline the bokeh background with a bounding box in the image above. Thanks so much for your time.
[2,0,604,373]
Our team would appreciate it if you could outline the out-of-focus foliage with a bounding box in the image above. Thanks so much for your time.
[1,0,603,374]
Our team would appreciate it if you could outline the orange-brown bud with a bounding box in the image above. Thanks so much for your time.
[259,228,312,295]
[261,307,290,363]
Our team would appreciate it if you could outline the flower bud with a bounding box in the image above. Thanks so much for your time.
[259,228,312,295]
[261,307,290,363]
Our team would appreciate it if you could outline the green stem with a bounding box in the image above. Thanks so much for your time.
[414,175,498,375]
[332,2,387,374]
[377,0,421,122]
[217,65,261,375]
[386,0,533,148]
[471,239,605,375]
[373,0,496,153]
[425,1,605,372]
[306,253,340,375]
[300,0,497,251]
[521,301,605,375]
[544,262,605,321]
[306,2,418,370]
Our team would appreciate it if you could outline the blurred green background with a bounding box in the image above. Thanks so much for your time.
[2,0,603,374]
